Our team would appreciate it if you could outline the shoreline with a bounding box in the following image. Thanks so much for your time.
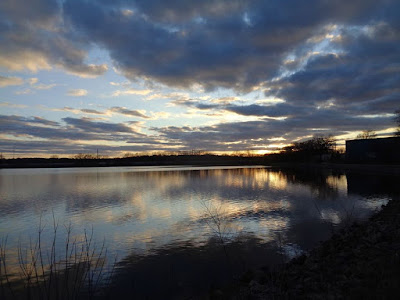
[2,158,400,176]
[267,162,400,175]
[0,156,266,169]
[241,193,400,299]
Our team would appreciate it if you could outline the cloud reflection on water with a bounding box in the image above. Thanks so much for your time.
[0,165,397,296]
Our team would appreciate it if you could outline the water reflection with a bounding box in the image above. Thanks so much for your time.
[0,166,398,298]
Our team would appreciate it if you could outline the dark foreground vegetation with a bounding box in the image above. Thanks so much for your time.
[237,194,400,299]
[0,225,115,300]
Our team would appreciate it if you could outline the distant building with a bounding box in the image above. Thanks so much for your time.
[346,137,400,163]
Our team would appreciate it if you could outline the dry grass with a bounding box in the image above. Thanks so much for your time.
[0,218,115,300]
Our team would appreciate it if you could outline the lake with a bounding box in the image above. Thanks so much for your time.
[0,165,397,298]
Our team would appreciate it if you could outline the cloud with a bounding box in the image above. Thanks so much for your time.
[67,89,88,96]
[0,114,60,129]
[151,97,396,151]
[225,104,298,118]
[260,22,400,121]
[0,102,27,108]
[170,95,299,118]
[2,0,398,95]
[62,117,138,134]
[0,106,395,155]
[25,77,57,90]
[54,106,105,115]
[132,0,251,23]
[0,75,57,93]
[149,111,171,120]
[0,0,107,77]
[152,110,394,151]
[112,88,152,97]
[15,89,33,95]
[109,107,150,118]
[0,114,145,142]
[109,81,130,87]
[54,106,152,119]
[0,75,24,87]
[61,0,391,91]
[34,83,57,90]
[28,78,39,85]
[0,137,181,156]
[0,114,184,155]
[64,63,108,78]
[80,108,104,115]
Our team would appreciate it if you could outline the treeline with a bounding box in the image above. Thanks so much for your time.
[0,136,346,168]
[0,154,267,169]
[266,136,343,163]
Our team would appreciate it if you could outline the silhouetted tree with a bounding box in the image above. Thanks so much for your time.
[280,136,337,162]
[356,130,377,139]
[73,153,97,159]
[293,136,336,154]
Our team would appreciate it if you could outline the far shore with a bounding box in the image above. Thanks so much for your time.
[269,161,400,175]
[1,156,400,176]
[0,155,266,169]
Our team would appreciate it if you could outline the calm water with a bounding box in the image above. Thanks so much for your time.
[0,166,398,298]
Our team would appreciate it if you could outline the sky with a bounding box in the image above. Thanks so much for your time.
[0,0,399,157]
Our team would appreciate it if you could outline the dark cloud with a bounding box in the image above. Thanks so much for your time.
[0,115,141,141]
[2,0,398,94]
[0,106,394,155]
[170,97,220,110]
[171,96,304,118]
[30,116,60,127]
[0,115,185,155]
[168,91,396,144]
[0,137,181,156]
[0,115,60,127]
[80,109,104,115]
[132,0,251,23]
[60,107,150,118]
[0,0,107,76]
[62,117,139,134]
[225,103,306,118]
[0,115,99,141]
[109,107,150,118]
[61,0,394,91]
[152,105,394,151]
[60,107,105,115]
[265,22,400,112]
[0,0,58,28]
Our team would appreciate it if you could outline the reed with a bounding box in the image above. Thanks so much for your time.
[0,219,115,300]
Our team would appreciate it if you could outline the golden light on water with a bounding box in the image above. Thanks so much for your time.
[326,175,348,194]
[267,171,288,190]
